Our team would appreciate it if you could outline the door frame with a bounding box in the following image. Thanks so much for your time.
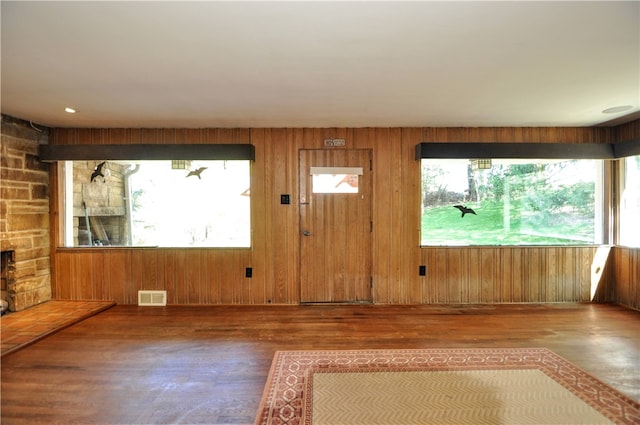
[298,148,373,303]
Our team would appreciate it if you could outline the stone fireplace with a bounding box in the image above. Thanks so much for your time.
[1,250,15,313]
[0,115,52,312]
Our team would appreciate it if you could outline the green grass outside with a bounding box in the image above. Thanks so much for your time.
[421,201,594,245]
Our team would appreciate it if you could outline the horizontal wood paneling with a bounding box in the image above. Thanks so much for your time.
[49,126,611,305]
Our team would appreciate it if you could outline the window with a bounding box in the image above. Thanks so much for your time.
[619,154,640,247]
[63,159,251,247]
[310,167,362,194]
[420,158,604,246]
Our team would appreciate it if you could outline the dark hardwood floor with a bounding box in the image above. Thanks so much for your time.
[1,303,639,424]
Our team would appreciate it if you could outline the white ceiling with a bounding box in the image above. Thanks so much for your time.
[1,1,639,129]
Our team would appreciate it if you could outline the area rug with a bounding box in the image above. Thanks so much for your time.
[254,348,640,425]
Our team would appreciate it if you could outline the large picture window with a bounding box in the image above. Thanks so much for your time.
[63,159,251,248]
[420,158,604,246]
[619,155,640,247]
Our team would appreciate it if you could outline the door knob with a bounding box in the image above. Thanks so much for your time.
[303,230,312,236]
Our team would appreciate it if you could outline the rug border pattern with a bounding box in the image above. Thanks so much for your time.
[254,347,640,425]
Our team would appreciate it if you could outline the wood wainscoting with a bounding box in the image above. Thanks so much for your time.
[611,246,640,310]
[48,127,620,305]
[416,246,596,304]
[52,246,600,305]
[52,248,254,305]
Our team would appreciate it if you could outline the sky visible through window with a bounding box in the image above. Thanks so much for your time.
[620,155,640,247]
[129,160,250,247]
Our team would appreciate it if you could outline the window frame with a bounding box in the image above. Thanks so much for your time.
[415,142,617,247]
[617,154,640,248]
[614,138,640,247]
[41,144,255,249]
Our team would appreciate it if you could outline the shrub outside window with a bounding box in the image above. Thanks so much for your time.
[63,160,251,248]
[420,158,604,246]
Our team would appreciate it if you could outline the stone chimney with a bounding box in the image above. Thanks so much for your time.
[0,115,52,311]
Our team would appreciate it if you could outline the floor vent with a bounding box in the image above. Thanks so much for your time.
[138,290,167,306]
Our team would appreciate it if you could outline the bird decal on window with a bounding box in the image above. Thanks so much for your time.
[186,167,207,179]
[90,161,107,182]
[453,205,477,217]
[335,174,358,188]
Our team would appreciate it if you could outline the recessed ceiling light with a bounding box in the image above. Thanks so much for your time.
[602,105,632,114]
[64,107,76,114]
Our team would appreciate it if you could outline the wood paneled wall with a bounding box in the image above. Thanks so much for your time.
[418,247,596,304]
[616,119,640,143]
[611,247,640,310]
[52,248,253,304]
[49,126,618,305]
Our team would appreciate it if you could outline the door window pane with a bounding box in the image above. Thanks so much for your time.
[311,167,362,194]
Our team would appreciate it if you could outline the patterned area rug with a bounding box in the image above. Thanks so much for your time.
[255,348,640,425]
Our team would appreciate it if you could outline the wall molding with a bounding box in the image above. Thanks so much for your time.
[38,143,255,161]
[415,142,617,160]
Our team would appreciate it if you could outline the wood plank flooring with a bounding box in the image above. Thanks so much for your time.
[1,303,639,424]
[0,300,116,356]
